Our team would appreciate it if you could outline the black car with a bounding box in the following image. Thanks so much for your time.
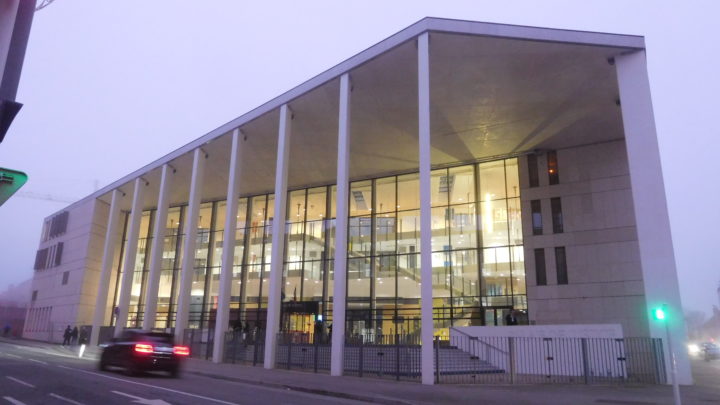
[98,330,189,377]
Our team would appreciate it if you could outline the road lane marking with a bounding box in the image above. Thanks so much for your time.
[57,365,238,405]
[4,353,21,359]
[112,391,171,405]
[28,359,48,365]
[6,376,35,388]
[3,397,28,405]
[49,393,85,405]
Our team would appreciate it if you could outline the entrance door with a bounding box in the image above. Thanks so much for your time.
[483,307,514,326]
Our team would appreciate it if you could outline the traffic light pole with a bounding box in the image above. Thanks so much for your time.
[663,305,681,405]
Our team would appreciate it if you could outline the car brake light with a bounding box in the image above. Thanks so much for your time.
[134,343,154,354]
[173,345,190,356]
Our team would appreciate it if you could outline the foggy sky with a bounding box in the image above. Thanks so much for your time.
[1,1,718,314]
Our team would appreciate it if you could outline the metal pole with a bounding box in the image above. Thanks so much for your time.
[664,306,681,405]
[581,338,589,385]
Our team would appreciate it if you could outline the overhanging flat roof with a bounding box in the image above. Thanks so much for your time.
[57,17,644,214]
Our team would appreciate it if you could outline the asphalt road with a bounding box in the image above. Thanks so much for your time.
[0,341,366,405]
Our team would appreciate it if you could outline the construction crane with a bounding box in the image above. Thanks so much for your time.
[35,0,56,11]
[15,191,75,204]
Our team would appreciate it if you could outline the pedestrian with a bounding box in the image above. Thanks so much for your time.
[242,322,250,344]
[328,323,333,341]
[71,326,79,345]
[3,324,10,337]
[62,325,72,346]
[505,311,518,326]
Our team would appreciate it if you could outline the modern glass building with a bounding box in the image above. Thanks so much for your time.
[109,158,525,338]
[24,18,691,385]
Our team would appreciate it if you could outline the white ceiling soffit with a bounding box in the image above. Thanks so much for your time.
[71,17,642,211]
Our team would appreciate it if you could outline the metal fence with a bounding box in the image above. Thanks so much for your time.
[436,332,666,385]
[183,328,215,360]
[343,334,422,382]
[223,329,266,366]
[274,332,330,373]
[215,329,666,386]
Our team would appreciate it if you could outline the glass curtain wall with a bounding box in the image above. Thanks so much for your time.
[112,211,154,328]
[155,207,183,329]
[109,157,525,336]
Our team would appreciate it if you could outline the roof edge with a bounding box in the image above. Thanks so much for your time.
[53,17,644,216]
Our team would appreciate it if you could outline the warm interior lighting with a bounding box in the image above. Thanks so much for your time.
[134,343,153,354]
[484,193,493,233]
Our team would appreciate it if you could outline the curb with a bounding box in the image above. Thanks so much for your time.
[187,370,415,405]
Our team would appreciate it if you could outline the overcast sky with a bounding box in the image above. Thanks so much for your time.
[1,1,718,314]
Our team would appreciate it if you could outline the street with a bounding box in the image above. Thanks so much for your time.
[0,341,365,405]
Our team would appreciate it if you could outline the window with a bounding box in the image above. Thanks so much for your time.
[531,200,542,235]
[62,271,69,285]
[534,248,546,286]
[547,151,559,185]
[31,290,38,301]
[55,242,64,266]
[556,246,568,284]
[528,154,539,188]
[34,248,48,270]
[551,197,563,234]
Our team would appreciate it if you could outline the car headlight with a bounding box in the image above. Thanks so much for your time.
[688,344,700,355]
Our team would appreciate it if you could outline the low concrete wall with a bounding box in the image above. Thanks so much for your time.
[451,324,629,379]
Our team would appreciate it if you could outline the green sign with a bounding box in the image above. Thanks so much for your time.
[0,167,28,206]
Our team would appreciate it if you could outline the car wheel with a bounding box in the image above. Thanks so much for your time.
[98,353,109,371]
[124,360,140,377]
[168,367,180,378]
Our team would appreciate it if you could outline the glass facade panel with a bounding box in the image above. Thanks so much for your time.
[350,181,371,217]
[480,199,510,247]
[109,157,526,335]
[479,161,506,201]
[397,174,419,211]
[449,165,475,205]
[306,187,326,221]
[375,177,395,214]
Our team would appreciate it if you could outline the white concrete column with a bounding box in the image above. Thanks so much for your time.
[615,50,692,385]
[263,104,292,369]
[90,189,123,345]
[213,129,244,363]
[330,73,351,377]
[142,164,174,330]
[174,148,207,341]
[418,32,435,385]
[114,178,148,336]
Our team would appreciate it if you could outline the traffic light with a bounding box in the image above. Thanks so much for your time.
[652,307,666,321]
[0,167,28,207]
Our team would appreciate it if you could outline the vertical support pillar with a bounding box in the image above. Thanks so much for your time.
[114,178,148,336]
[263,104,292,368]
[175,148,207,341]
[142,164,174,330]
[418,32,435,385]
[90,189,123,345]
[213,129,244,363]
[615,50,692,385]
[330,73,351,377]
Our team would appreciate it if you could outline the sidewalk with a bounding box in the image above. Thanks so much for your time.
[3,337,719,404]
[182,357,720,405]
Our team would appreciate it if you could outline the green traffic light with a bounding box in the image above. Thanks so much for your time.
[653,308,666,321]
